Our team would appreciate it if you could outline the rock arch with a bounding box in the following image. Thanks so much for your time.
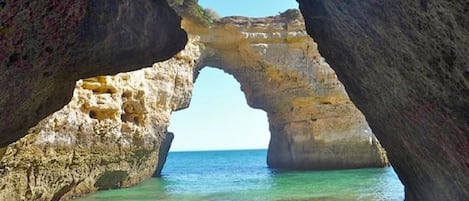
[0,11,389,201]
[0,1,466,200]
[189,14,388,169]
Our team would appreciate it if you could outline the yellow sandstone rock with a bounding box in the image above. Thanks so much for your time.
[187,11,389,169]
[0,10,388,200]
[0,36,200,201]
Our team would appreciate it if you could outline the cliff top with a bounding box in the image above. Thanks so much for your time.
[167,0,303,28]
[218,9,303,24]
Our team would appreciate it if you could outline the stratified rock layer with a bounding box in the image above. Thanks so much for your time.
[0,0,187,147]
[0,37,199,201]
[297,0,468,200]
[188,12,388,169]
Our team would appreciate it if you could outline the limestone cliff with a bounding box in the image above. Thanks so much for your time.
[0,0,187,147]
[297,0,468,200]
[0,9,390,201]
[188,11,389,169]
[0,37,200,201]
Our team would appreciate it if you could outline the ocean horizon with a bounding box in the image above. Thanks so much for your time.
[169,148,269,153]
[75,149,404,201]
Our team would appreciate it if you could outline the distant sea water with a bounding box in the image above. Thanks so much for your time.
[75,149,404,201]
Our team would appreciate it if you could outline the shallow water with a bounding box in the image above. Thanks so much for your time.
[75,149,404,201]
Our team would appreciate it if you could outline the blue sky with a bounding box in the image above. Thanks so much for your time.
[198,0,298,17]
[168,0,298,151]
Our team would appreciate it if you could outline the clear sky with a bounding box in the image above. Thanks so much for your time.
[168,0,299,151]
[198,0,298,17]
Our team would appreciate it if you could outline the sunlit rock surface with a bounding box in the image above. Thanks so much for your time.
[297,0,469,200]
[187,10,389,169]
[0,37,199,201]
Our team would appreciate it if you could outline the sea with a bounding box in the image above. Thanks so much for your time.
[75,149,404,201]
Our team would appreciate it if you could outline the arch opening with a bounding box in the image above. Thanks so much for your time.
[168,67,270,152]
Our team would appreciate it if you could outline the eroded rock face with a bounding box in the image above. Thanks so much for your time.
[0,0,187,147]
[187,12,388,169]
[297,0,468,200]
[0,37,199,201]
[1,10,391,200]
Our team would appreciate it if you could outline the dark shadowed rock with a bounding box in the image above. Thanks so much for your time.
[0,0,187,147]
[154,132,174,176]
[297,0,468,200]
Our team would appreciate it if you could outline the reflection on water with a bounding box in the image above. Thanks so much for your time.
[74,150,404,201]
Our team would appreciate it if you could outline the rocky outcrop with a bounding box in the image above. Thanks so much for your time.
[0,9,390,200]
[0,37,199,200]
[187,11,388,169]
[0,0,187,147]
[297,0,468,200]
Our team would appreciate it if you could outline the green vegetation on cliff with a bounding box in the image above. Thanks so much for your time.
[279,9,301,22]
[167,0,219,26]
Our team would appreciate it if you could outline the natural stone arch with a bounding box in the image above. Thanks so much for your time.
[189,13,388,169]
[0,1,464,199]
[0,10,390,201]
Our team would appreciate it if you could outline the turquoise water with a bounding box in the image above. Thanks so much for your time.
[75,149,404,201]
